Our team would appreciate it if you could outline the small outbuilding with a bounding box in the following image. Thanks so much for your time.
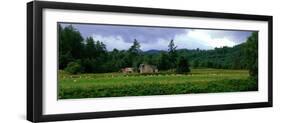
[121,67,134,73]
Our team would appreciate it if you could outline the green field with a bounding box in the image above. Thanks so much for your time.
[58,69,258,99]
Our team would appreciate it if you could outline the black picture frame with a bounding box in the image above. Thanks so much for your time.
[27,1,273,122]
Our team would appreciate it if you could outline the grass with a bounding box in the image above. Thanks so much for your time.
[58,69,258,99]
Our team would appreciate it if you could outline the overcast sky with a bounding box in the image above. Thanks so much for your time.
[60,23,253,51]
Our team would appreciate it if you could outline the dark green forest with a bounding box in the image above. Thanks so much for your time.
[58,24,258,79]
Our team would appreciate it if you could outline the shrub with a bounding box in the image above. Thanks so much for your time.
[65,61,83,74]
[176,56,190,74]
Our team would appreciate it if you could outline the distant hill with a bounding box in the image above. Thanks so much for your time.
[175,43,247,69]
[143,49,164,54]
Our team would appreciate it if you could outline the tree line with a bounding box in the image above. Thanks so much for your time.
[59,24,258,79]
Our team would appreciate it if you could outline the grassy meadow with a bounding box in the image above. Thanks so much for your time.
[58,69,258,99]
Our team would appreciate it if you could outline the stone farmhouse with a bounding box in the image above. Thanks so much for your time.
[139,64,158,73]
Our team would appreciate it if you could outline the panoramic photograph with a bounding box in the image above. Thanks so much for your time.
[58,22,258,99]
